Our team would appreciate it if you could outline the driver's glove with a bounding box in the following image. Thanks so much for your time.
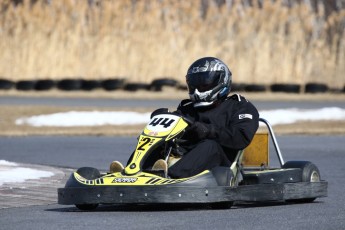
[186,121,211,141]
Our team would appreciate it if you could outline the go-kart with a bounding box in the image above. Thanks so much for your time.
[58,111,328,210]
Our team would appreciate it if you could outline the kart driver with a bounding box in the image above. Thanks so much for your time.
[110,57,259,179]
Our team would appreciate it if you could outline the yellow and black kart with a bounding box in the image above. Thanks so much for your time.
[58,111,327,210]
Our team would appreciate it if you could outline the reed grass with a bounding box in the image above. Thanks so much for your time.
[0,0,344,88]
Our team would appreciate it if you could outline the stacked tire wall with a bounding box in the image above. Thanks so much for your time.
[0,78,344,94]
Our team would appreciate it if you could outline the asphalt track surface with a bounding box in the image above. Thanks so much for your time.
[0,96,344,230]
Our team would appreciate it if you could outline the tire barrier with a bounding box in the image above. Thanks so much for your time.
[270,83,301,93]
[123,83,151,91]
[81,80,101,91]
[16,80,36,91]
[231,83,246,92]
[304,83,328,94]
[57,79,82,91]
[0,78,343,94]
[244,84,267,92]
[35,79,56,91]
[0,79,14,90]
[101,78,125,91]
[150,78,179,91]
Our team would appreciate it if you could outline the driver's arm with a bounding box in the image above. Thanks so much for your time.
[210,101,259,150]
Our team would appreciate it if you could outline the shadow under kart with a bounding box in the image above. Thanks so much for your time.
[57,112,327,210]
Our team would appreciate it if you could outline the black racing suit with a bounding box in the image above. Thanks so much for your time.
[168,94,259,178]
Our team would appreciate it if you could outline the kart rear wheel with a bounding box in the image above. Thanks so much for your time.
[283,161,321,203]
[75,167,101,210]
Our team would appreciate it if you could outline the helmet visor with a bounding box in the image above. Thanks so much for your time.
[187,71,221,93]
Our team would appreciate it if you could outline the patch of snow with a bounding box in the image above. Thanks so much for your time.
[15,107,345,127]
[259,107,345,125]
[16,111,151,127]
[0,160,18,166]
[0,160,54,186]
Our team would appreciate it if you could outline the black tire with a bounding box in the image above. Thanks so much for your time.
[305,83,328,94]
[74,167,101,210]
[150,78,178,91]
[16,80,36,91]
[124,83,150,91]
[282,161,321,203]
[149,84,163,92]
[270,84,301,93]
[244,84,267,92]
[101,78,125,91]
[81,80,101,91]
[0,79,14,90]
[57,79,82,91]
[151,78,178,87]
[231,83,247,92]
[76,167,101,180]
[35,79,56,91]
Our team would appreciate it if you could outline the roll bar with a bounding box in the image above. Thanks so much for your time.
[259,118,285,166]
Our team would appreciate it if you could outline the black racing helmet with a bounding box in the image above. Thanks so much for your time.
[186,57,232,107]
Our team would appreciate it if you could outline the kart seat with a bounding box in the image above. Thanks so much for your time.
[241,132,269,168]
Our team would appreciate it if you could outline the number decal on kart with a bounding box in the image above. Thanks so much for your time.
[146,114,179,133]
[137,137,151,151]
[149,118,175,128]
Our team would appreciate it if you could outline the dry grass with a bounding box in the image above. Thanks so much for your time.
[271,121,345,135]
[0,0,344,88]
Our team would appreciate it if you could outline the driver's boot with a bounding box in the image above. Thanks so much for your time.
[152,159,168,178]
[109,161,124,173]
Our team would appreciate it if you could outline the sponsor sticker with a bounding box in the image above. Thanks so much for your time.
[112,178,138,183]
[239,114,253,120]
[148,131,158,136]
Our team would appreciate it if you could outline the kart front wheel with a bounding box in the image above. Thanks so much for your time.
[283,161,321,203]
[74,167,101,210]
[76,167,101,179]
